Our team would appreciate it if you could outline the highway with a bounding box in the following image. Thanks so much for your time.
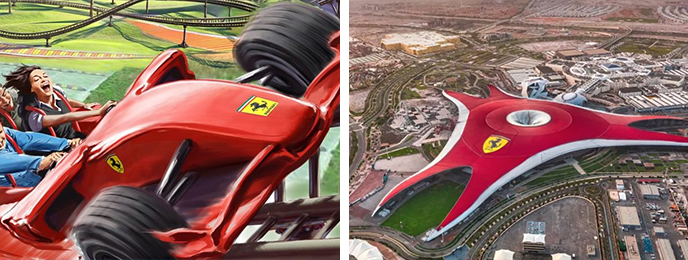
[360,64,433,126]
[349,122,365,174]
[350,64,433,174]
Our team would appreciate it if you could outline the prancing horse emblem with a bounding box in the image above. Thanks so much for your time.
[482,135,510,154]
[106,155,124,174]
[250,101,268,111]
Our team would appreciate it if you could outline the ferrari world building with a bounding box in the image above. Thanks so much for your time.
[374,85,688,241]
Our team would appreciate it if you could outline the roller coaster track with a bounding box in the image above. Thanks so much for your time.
[0,0,257,40]
[6,0,252,27]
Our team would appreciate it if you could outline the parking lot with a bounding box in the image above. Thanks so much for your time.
[611,179,687,260]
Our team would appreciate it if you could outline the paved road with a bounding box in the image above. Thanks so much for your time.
[350,64,434,175]
[361,64,432,126]
[349,122,366,174]
[353,171,687,259]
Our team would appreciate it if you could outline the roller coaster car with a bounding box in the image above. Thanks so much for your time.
[0,3,339,259]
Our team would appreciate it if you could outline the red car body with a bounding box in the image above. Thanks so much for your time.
[0,32,339,260]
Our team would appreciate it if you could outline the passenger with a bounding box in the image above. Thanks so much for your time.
[0,126,81,187]
[4,65,116,139]
[0,85,23,131]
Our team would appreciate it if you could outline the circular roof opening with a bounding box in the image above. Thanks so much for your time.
[507,110,551,127]
[562,93,577,100]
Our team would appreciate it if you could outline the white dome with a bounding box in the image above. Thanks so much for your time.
[506,110,551,127]
[562,93,577,100]
[554,92,587,106]
[349,239,384,260]
[494,249,515,260]
[552,253,572,260]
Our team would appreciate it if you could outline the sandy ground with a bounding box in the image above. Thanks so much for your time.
[368,241,400,260]
[519,40,590,52]
[350,170,386,203]
[350,174,406,222]
[489,197,600,260]
[350,88,371,113]
[374,154,429,173]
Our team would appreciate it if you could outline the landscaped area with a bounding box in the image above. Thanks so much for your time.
[401,87,421,100]
[616,41,681,57]
[0,1,250,101]
[378,147,420,159]
[422,140,447,160]
[382,181,465,236]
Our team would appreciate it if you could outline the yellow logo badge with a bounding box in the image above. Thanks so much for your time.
[483,135,510,154]
[106,154,124,174]
[237,96,278,116]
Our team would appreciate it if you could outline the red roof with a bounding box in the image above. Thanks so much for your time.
[377,85,688,233]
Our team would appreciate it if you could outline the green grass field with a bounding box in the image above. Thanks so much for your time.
[422,140,447,160]
[616,42,679,57]
[401,87,420,100]
[378,147,419,159]
[382,181,465,236]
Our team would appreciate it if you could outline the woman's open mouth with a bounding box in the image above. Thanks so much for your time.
[41,82,51,92]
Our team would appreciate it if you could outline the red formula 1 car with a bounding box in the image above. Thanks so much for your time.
[0,3,339,259]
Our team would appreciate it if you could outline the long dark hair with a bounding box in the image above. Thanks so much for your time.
[4,65,41,96]
[4,65,42,130]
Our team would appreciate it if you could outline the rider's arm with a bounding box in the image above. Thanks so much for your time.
[6,128,68,153]
[28,110,100,130]
[0,152,42,174]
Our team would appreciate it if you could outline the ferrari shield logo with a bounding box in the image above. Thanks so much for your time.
[483,135,509,154]
[106,154,124,174]
[237,96,278,116]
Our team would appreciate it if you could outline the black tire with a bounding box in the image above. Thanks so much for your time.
[234,2,339,96]
[72,186,188,260]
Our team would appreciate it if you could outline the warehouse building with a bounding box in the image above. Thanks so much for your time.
[624,236,641,260]
[656,239,676,260]
[583,48,612,57]
[493,249,515,260]
[678,240,688,259]
[523,234,546,253]
[624,91,688,112]
[617,206,642,230]
[640,184,662,200]
[556,49,586,60]
[654,226,667,236]
[616,179,625,190]
[618,87,643,97]
[380,31,461,56]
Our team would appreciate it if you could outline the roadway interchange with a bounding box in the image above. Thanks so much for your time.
[0,0,257,40]
[360,63,434,127]
[350,63,433,174]
[350,172,687,260]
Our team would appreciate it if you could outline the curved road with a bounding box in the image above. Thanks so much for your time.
[350,64,433,174]
[352,172,684,259]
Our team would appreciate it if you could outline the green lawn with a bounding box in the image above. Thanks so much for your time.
[84,67,142,103]
[422,140,447,160]
[616,42,677,57]
[401,88,420,100]
[526,166,579,187]
[378,147,419,159]
[382,181,465,236]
